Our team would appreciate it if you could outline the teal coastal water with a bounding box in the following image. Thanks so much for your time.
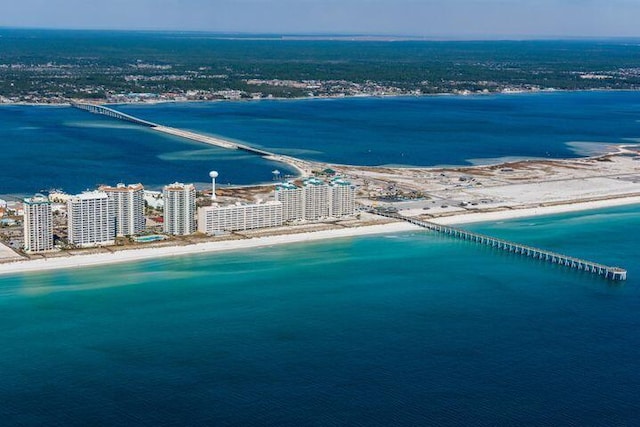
[2,91,640,195]
[1,205,639,425]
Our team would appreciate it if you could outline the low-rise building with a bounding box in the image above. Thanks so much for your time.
[198,201,283,234]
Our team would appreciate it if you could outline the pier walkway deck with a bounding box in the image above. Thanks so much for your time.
[374,211,627,281]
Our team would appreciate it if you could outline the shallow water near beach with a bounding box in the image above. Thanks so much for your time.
[1,204,639,425]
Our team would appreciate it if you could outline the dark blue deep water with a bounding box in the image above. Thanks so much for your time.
[2,91,640,196]
[117,91,640,166]
[1,205,639,426]
[0,106,295,195]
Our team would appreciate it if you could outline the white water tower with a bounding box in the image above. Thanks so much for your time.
[209,171,219,200]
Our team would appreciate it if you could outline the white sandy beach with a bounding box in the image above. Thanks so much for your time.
[1,195,639,276]
[0,222,418,276]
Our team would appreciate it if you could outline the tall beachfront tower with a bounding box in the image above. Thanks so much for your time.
[163,182,196,235]
[329,178,356,217]
[274,182,303,222]
[23,194,53,253]
[302,177,330,221]
[99,183,145,236]
[67,191,115,248]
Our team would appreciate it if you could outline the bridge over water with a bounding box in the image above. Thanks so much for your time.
[374,211,627,281]
[72,103,159,127]
[71,103,308,174]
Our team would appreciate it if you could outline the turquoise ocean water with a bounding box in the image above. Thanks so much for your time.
[1,205,639,425]
[1,92,640,424]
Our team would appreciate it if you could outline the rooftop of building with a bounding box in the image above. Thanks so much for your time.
[302,177,326,186]
[275,182,300,190]
[70,191,109,201]
[202,200,282,210]
[99,183,144,192]
[163,182,195,191]
[24,194,50,204]
[330,178,353,187]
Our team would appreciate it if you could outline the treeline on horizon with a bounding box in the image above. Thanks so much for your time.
[1,29,640,99]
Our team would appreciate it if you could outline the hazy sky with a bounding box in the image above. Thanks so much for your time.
[2,0,639,38]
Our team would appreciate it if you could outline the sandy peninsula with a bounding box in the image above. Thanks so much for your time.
[1,106,638,277]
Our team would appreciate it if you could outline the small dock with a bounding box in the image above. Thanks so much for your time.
[374,211,627,281]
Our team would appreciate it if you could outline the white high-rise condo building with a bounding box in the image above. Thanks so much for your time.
[274,178,356,222]
[67,191,115,248]
[198,201,283,234]
[302,178,330,221]
[99,183,145,236]
[23,194,53,253]
[329,178,356,217]
[274,182,303,222]
[163,183,196,235]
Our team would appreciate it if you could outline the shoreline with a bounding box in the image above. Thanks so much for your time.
[2,88,639,109]
[1,195,638,277]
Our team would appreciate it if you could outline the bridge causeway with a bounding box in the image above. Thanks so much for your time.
[374,211,627,281]
[71,102,159,127]
[71,103,288,159]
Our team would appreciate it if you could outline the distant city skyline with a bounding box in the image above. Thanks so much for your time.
[2,0,640,39]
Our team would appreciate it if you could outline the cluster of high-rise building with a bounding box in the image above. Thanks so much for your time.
[198,177,356,235]
[23,183,146,251]
[21,176,357,252]
[275,177,356,222]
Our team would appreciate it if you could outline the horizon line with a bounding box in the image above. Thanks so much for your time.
[1,26,639,42]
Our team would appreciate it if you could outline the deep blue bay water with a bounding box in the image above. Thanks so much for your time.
[0,105,295,195]
[1,205,639,425]
[1,91,640,196]
[117,91,640,166]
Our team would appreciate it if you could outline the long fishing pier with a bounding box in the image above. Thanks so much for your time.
[374,211,627,281]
